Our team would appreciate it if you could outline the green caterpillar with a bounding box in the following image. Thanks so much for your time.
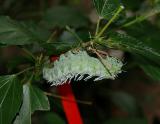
[43,51,123,86]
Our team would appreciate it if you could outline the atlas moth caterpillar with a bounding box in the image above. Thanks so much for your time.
[43,50,123,86]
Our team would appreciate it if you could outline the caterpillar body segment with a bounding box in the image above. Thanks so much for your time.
[43,51,123,86]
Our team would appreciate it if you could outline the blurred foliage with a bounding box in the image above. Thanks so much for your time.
[0,0,160,124]
[104,118,148,124]
[40,6,89,29]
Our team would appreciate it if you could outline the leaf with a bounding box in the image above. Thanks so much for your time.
[41,41,79,55]
[109,91,139,115]
[92,0,123,19]
[123,21,160,51]
[14,84,50,124]
[30,85,50,113]
[0,16,50,45]
[0,75,22,124]
[42,112,65,124]
[141,64,160,81]
[40,6,89,29]
[134,56,160,81]
[7,56,34,72]
[59,30,89,43]
[13,84,31,124]
[104,118,148,124]
[42,30,89,55]
[106,32,160,65]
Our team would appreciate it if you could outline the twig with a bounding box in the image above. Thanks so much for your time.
[22,48,36,60]
[89,47,112,76]
[66,26,83,43]
[44,92,92,106]
[96,49,108,56]
[16,66,34,76]
[46,30,57,43]
[95,18,102,36]
[96,6,124,38]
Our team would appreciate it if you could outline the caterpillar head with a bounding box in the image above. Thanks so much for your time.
[43,50,123,86]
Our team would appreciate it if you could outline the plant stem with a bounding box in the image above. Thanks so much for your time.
[37,53,43,64]
[44,92,92,105]
[22,48,36,60]
[66,26,82,43]
[16,66,34,76]
[122,7,160,28]
[46,30,57,43]
[96,6,124,38]
[96,49,108,56]
[122,16,139,28]
[95,18,102,36]
[89,48,112,76]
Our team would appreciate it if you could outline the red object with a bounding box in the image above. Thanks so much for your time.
[51,56,83,124]
[58,84,83,124]
[50,56,59,62]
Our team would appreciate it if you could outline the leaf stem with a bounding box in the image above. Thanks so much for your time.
[122,7,160,28]
[96,6,124,38]
[22,48,36,60]
[89,47,112,76]
[16,66,34,76]
[46,30,57,43]
[44,92,92,105]
[66,26,82,43]
[95,18,102,36]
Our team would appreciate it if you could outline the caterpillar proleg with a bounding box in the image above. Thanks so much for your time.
[43,51,123,86]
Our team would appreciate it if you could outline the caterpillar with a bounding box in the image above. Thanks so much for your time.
[43,50,123,86]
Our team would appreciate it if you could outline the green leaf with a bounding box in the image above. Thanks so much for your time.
[60,30,89,43]
[104,118,148,124]
[42,30,89,55]
[13,84,31,124]
[0,75,22,124]
[0,16,50,45]
[14,84,50,124]
[7,56,34,72]
[40,6,89,29]
[106,32,160,65]
[41,41,79,55]
[109,91,139,116]
[123,21,160,50]
[141,64,160,81]
[135,56,160,81]
[30,85,50,113]
[42,112,65,124]
[92,0,123,19]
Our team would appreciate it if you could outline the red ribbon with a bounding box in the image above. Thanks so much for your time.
[51,56,83,124]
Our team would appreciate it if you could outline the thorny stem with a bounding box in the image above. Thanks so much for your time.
[44,92,92,105]
[96,6,124,38]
